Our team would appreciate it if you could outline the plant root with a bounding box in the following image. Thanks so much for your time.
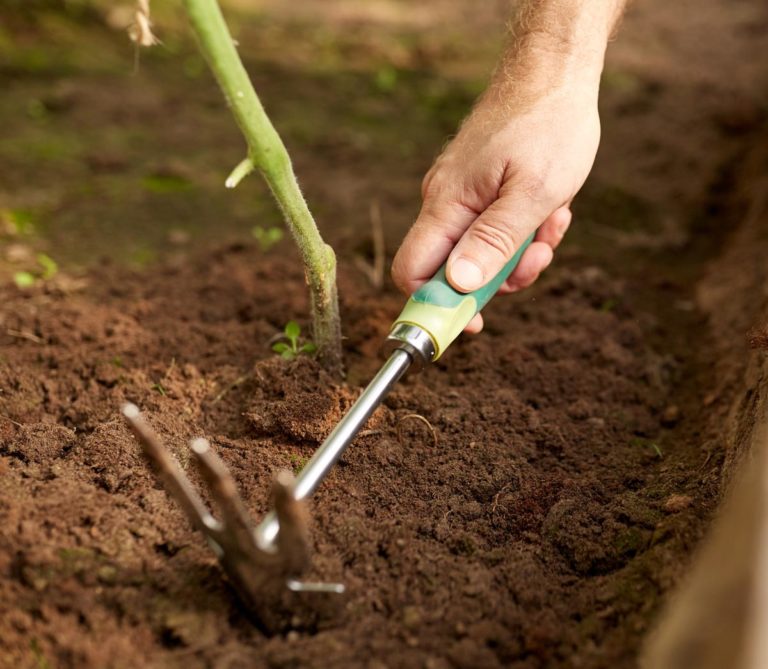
[395,413,438,448]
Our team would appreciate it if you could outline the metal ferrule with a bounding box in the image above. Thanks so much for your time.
[381,323,436,371]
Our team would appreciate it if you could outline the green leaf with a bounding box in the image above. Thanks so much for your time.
[300,342,317,354]
[252,226,284,252]
[36,253,58,280]
[374,65,398,92]
[26,98,48,121]
[129,247,156,268]
[271,342,291,354]
[280,349,296,360]
[13,271,36,288]
[141,173,193,194]
[284,320,301,342]
[3,208,36,235]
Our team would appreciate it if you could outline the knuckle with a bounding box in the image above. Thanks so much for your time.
[422,173,448,202]
[420,166,438,199]
[516,173,551,203]
[470,220,519,260]
[421,156,460,202]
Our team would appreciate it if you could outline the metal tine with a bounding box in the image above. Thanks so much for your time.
[189,437,263,560]
[273,471,345,593]
[121,404,222,539]
[272,470,311,575]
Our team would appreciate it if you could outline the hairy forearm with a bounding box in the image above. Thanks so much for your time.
[510,0,627,47]
[483,0,627,112]
[393,2,625,303]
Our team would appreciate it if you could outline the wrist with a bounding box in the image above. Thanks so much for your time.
[486,1,618,104]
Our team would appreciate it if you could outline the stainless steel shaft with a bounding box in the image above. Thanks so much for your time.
[255,349,413,550]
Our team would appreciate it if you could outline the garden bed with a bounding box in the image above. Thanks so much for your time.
[2,2,767,667]
[0,238,726,668]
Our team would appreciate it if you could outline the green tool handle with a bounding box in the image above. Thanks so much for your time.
[391,233,535,360]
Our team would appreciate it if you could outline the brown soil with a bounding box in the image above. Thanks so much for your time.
[0,242,724,668]
[1,1,768,668]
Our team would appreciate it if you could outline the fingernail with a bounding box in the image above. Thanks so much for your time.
[449,257,484,291]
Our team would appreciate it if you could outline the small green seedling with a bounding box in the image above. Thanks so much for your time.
[12,253,58,288]
[374,65,398,92]
[288,452,309,474]
[36,253,58,279]
[251,225,284,252]
[630,437,663,459]
[13,271,36,288]
[272,321,317,360]
[141,173,193,194]
[2,208,36,236]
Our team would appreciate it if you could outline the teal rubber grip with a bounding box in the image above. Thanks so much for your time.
[392,232,535,359]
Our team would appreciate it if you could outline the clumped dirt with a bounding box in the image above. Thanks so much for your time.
[748,324,768,351]
[0,244,721,669]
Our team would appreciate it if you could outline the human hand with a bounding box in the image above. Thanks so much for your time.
[392,45,604,333]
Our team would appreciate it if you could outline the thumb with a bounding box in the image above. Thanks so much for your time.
[392,195,477,296]
[445,193,544,293]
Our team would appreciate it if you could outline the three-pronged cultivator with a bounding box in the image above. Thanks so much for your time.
[121,236,534,616]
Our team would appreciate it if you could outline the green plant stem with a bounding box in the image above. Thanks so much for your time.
[182,0,342,375]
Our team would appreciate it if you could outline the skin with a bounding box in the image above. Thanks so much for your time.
[392,1,628,332]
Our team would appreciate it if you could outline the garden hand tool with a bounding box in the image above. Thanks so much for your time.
[122,234,533,609]
[121,404,321,598]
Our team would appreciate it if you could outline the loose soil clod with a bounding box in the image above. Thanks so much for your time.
[748,324,768,351]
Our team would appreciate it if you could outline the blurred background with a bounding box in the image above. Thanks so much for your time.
[0,0,766,280]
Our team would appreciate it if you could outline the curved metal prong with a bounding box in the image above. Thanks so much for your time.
[286,578,345,594]
[121,404,221,537]
[190,437,259,558]
[272,470,311,575]
[122,404,345,615]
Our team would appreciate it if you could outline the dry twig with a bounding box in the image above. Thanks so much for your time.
[354,200,386,289]
[6,328,43,344]
[0,415,23,428]
[211,374,250,404]
[129,0,159,47]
